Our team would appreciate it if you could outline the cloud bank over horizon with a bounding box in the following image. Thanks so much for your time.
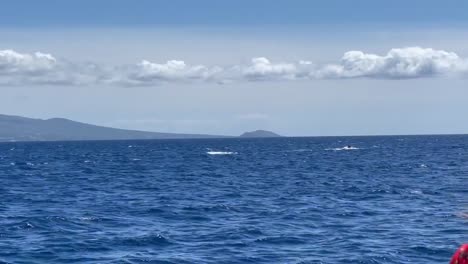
[0,49,106,86]
[1,47,467,86]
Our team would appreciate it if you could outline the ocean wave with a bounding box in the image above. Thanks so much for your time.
[326,146,360,151]
[409,190,424,195]
[0,136,465,264]
[289,149,314,152]
[78,216,102,222]
[119,233,173,247]
[206,151,237,155]
[458,212,468,219]
[254,236,307,245]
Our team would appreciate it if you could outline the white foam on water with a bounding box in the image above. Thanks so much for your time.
[410,190,423,195]
[289,149,314,152]
[79,216,100,221]
[207,151,237,155]
[458,212,468,219]
[326,146,360,151]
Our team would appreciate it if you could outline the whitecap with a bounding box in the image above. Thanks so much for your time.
[207,151,237,155]
[410,190,423,195]
[458,212,468,219]
[326,146,360,151]
[289,149,314,152]
[79,216,99,221]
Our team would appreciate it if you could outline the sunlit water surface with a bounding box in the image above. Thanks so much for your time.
[0,136,466,263]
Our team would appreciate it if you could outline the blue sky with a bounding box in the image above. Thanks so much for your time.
[2,0,468,27]
[1,1,468,136]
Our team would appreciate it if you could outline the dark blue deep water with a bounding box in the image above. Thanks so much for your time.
[0,136,466,263]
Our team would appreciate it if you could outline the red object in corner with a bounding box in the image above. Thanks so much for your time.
[450,244,468,264]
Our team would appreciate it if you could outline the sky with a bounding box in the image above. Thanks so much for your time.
[1,0,468,136]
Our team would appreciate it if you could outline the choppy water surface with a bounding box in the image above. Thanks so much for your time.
[0,136,466,263]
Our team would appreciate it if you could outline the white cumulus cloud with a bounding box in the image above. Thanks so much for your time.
[0,49,104,86]
[316,47,468,79]
[120,59,223,85]
[0,49,56,74]
[241,57,298,80]
[0,47,467,86]
[236,57,316,81]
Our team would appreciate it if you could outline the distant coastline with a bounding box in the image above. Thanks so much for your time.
[1,114,467,143]
[240,130,282,138]
[0,114,281,142]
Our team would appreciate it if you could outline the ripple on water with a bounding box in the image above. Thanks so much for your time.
[117,233,174,247]
[0,136,465,263]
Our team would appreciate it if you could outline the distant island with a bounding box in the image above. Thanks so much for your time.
[240,130,282,138]
[0,114,281,142]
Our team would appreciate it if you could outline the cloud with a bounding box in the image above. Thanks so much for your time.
[0,49,103,86]
[235,57,316,81]
[0,49,56,73]
[317,47,468,79]
[120,59,223,85]
[0,47,467,86]
[0,49,58,85]
[241,57,298,80]
[95,47,468,84]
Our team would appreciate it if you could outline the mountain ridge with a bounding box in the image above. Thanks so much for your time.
[240,130,282,138]
[0,114,281,142]
[0,114,226,142]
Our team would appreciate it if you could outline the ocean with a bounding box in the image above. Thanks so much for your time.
[0,135,466,263]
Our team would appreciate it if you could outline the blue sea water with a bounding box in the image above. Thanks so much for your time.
[0,136,466,263]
